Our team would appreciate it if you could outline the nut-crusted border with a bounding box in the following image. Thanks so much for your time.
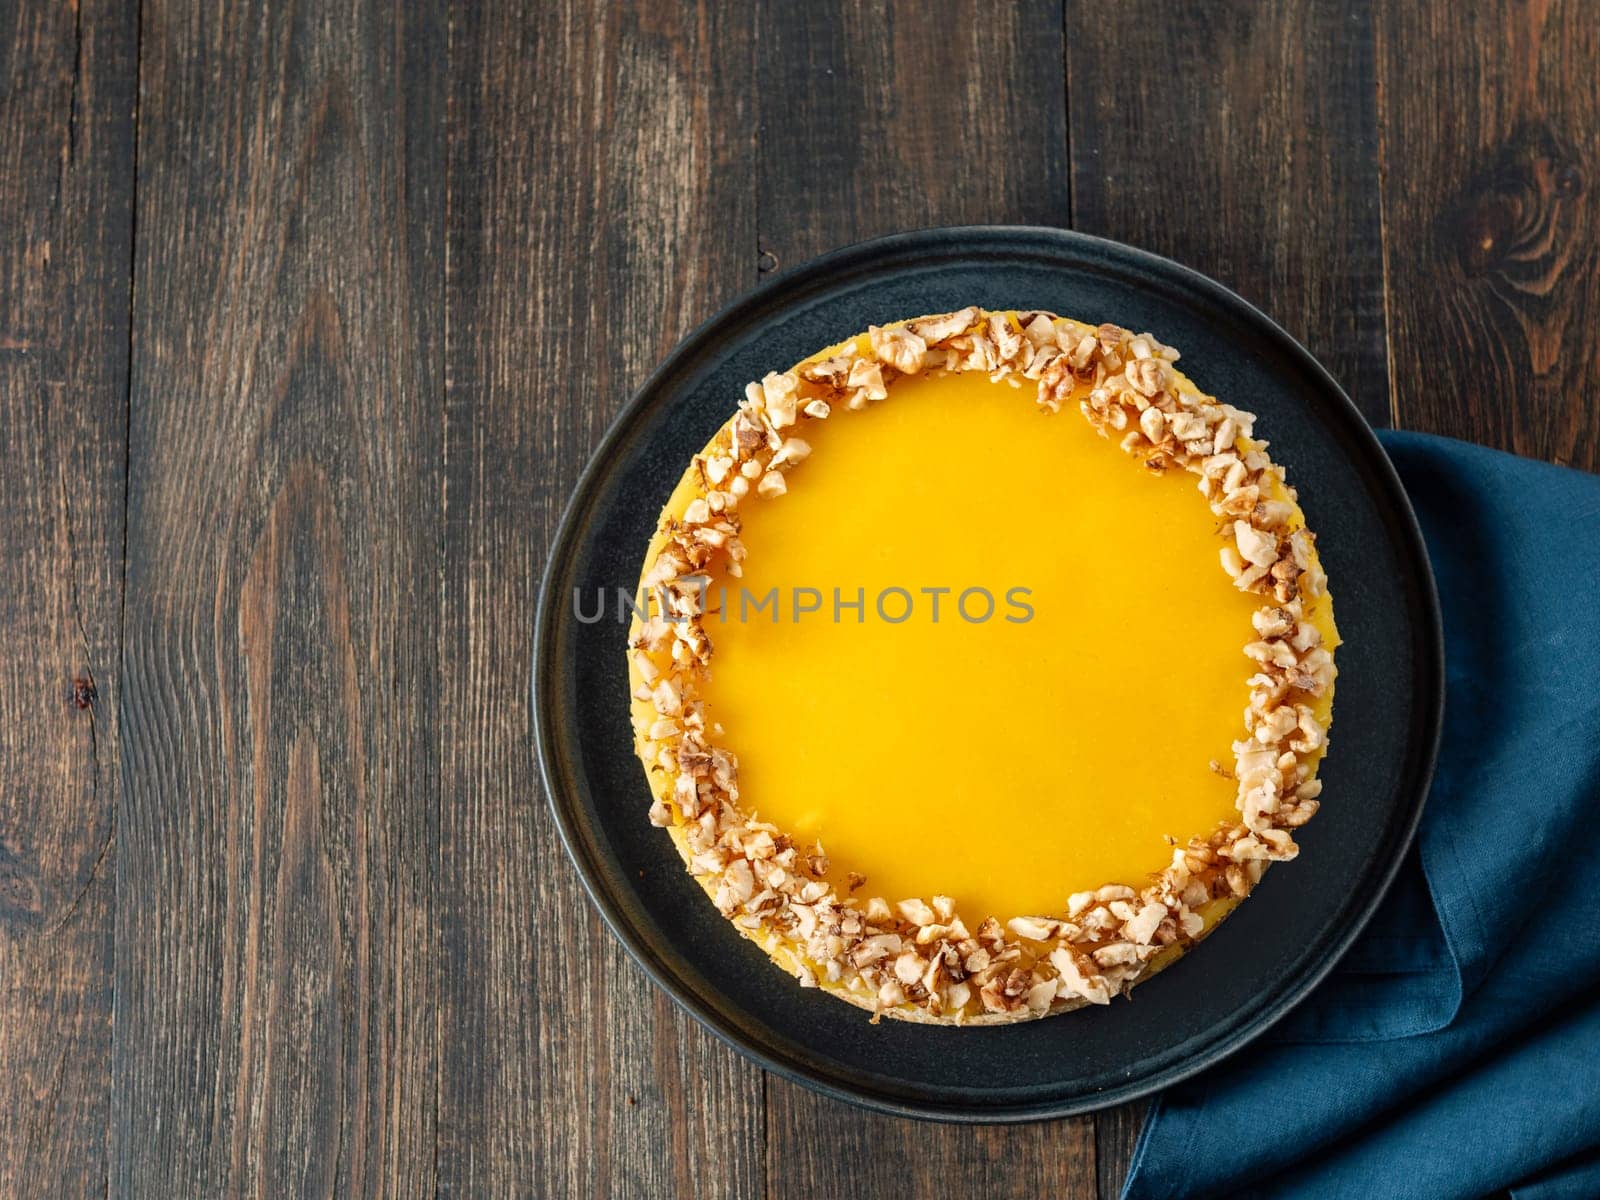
[628,308,1337,1024]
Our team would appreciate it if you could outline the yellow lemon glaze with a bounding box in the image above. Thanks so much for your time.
[632,318,1336,944]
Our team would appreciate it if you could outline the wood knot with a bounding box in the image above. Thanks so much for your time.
[72,675,97,710]
[1449,119,1586,295]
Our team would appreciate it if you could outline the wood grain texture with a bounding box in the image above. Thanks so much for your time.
[1067,0,1390,426]
[1378,0,1600,469]
[1065,4,1390,1189]
[439,1,763,1195]
[114,0,445,1193]
[8,1,1597,1195]
[0,1,134,1195]
[756,0,1071,272]
[754,3,1095,1195]
[1095,1098,1148,1200]
[767,1076,1097,1200]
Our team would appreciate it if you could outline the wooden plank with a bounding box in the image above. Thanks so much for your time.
[1095,1099,1148,1200]
[1067,0,1390,426]
[1064,3,1390,1190]
[1377,0,1600,469]
[756,0,1071,271]
[767,1077,1097,1200]
[0,1,135,1195]
[754,3,1094,1195]
[113,0,446,1193]
[438,2,763,1196]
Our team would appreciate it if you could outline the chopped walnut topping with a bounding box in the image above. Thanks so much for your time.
[1124,902,1166,946]
[898,898,937,927]
[909,307,979,344]
[1125,357,1167,397]
[1007,916,1063,941]
[769,438,811,470]
[630,308,1334,1024]
[1235,521,1279,567]
[988,313,1023,364]
[847,358,887,403]
[761,372,800,428]
[1050,946,1112,1006]
[869,324,928,375]
[893,951,925,986]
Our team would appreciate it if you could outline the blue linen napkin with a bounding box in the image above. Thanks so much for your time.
[1123,431,1600,1200]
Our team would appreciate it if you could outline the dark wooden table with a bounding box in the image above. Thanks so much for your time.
[2,1,1595,1195]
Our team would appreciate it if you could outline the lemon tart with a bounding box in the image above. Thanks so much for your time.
[628,309,1337,1024]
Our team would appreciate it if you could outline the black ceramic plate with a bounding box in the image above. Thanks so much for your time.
[534,227,1443,1122]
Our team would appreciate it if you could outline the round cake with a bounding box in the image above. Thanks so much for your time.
[627,308,1337,1024]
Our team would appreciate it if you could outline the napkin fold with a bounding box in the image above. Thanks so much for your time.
[1124,431,1600,1200]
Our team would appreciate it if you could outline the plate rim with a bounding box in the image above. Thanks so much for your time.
[532,224,1446,1123]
